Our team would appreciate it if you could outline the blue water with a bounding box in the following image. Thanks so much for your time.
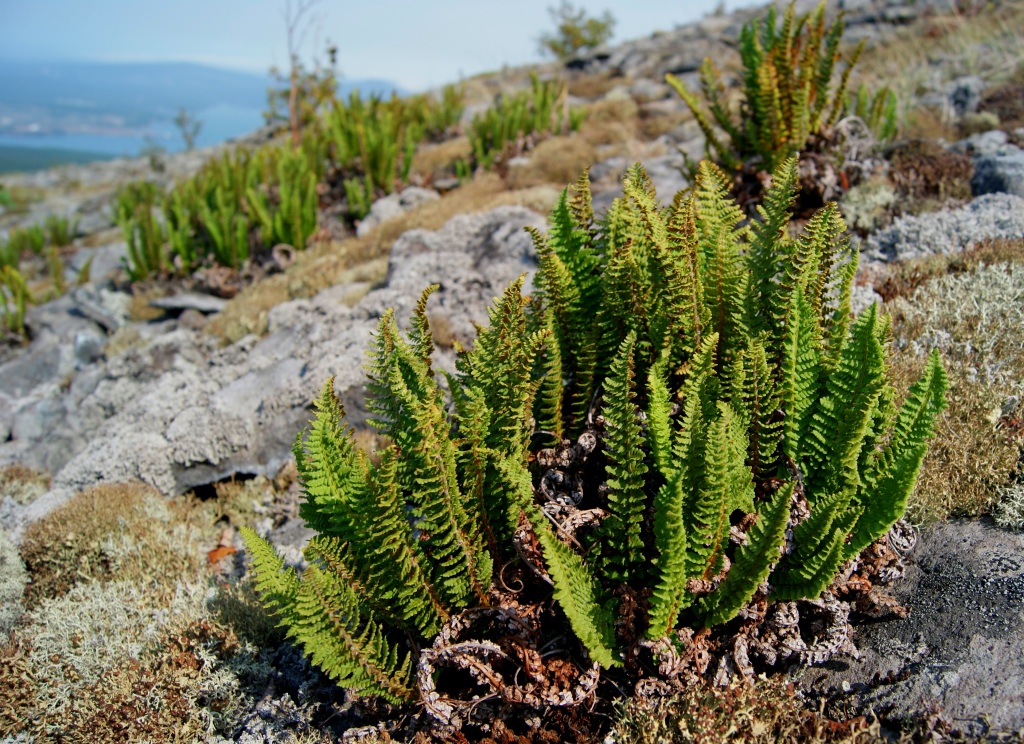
[0,103,266,159]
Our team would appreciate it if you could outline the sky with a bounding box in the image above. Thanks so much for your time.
[0,1,763,92]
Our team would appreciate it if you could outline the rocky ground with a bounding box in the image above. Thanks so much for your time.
[2,0,1024,741]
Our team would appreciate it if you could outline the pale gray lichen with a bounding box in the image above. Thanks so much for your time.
[0,527,27,639]
[993,483,1024,530]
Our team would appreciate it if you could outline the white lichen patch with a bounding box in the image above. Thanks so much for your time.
[994,484,1024,531]
[25,580,210,715]
[890,262,1024,386]
[0,527,27,638]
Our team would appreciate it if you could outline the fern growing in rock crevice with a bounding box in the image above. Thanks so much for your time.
[244,157,946,729]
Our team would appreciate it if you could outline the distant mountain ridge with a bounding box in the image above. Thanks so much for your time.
[0,59,401,168]
[0,60,399,123]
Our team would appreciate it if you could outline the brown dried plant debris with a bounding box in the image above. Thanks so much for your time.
[978,79,1024,133]
[886,139,973,215]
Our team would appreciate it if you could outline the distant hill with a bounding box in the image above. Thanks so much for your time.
[0,59,400,166]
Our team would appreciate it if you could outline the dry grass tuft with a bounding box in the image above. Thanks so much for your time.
[0,463,50,507]
[411,136,473,182]
[568,70,624,99]
[505,135,598,189]
[18,482,205,607]
[610,676,880,744]
[979,78,1024,132]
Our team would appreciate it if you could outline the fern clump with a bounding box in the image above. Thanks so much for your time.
[668,1,884,176]
[245,158,946,729]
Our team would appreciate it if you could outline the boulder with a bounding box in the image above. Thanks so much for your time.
[355,186,440,237]
[799,520,1024,738]
[972,144,1024,198]
[862,193,1024,262]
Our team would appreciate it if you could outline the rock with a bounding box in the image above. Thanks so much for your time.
[24,294,106,342]
[73,331,105,368]
[67,241,128,283]
[948,75,986,116]
[953,128,1008,156]
[355,186,440,237]
[149,292,229,315]
[972,144,1024,198]
[0,340,68,398]
[70,285,130,331]
[0,394,12,443]
[863,193,1024,262]
[799,520,1024,737]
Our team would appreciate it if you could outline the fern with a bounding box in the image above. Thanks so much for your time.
[599,332,649,581]
[246,157,947,715]
[702,483,791,626]
[669,1,892,174]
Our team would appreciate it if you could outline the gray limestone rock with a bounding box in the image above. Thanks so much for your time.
[862,193,1024,262]
[355,186,440,237]
[150,292,229,315]
[972,144,1024,198]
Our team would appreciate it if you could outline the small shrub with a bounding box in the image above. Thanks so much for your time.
[538,1,616,60]
[0,464,50,506]
[887,139,973,214]
[469,74,584,170]
[244,159,946,723]
[19,483,204,607]
[43,214,77,247]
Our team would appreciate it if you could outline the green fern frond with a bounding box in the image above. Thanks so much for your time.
[500,457,619,667]
[779,280,822,461]
[771,493,862,600]
[599,331,649,581]
[646,465,689,639]
[295,562,416,703]
[240,527,301,618]
[846,349,948,557]
[803,304,886,499]
[410,283,440,372]
[702,483,791,626]
[740,338,782,478]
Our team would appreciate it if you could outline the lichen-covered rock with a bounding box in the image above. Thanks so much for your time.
[862,193,1024,262]
[799,520,1024,738]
